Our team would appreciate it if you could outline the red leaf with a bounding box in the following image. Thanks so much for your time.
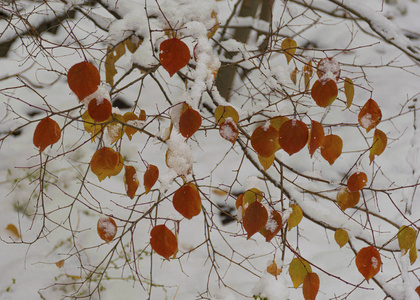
[308,120,325,157]
[303,272,320,300]
[179,106,202,138]
[173,183,202,219]
[67,61,100,101]
[311,79,338,107]
[278,119,308,156]
[124,165,139,199]
[219,119,239,143]
[356,246,381,281]
[150,224,178,260]
[159,38,190,77]
[33,117,61,152]
[144,164,159,194]
[97,216,117,243]
[347,172,368,192]
[358,99,382,133]
[243,201,268,239]
[88,98,112,123]
[251,124,279,157]
[260,210,282,242]
[320,134,342,165]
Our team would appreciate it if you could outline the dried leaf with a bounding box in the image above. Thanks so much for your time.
[336,187,360,210]
[355,246,381,281]
[278,119,309,156]
[97,216,117,243]
[173,183,202,219]
[290,67,297,85]
[344,78,354,109]
[150,224,178,260]
[67,61,100,101]
[144,164,159,194]
[289,258,312,288]
[347,172,368,192]
[303,272,320,300]
[243,201,268,239]
[159,38,190,77]
[320,134,342,165]
[55,260,65,268]
[308,120,325,157]
[267,260,282,279]
[334,229,349,248]
[311,79,338,107]
[251,124,279,158]
[281,38,297,64]
[369,129,387,163]
[358,99,382,133]
[287,204,303,231]
[124,165,139,199]
[33,117,61,152]
[90,147,124,181]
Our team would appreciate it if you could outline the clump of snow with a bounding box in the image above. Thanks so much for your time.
[97,216,117,240]
[81,86,110,107]
[219,117,237,141]
[246,176,262,190]
[211,287,236,300]
[166,132,193,178]
[360,113,373,129]
[252,273,289,300]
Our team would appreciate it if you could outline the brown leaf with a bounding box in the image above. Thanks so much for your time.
[55,259,65,268]
[336,187,360,210]
[159,38,190,77]
[308,120,325,157]
[67,61,100,101]
[251,124,279,157]
[278,119,308,156]
[303,272,320,300]
[347,172,368,192]
[144,164,159,194]
[311,79,338,107]
[243,201,268,239]
[179,106,202,138]
[173,183,202,219]
[33,117,61,152]
[97,216,117,243]
[358,99,382,133]
[124,165,139,199]
[150,224,178,260]
[320,134,342,165]
[355,246,381,281]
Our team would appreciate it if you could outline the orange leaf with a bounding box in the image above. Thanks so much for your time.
[317,57,340,81]
[278,119,308,156]
[235,193,244,210]
[55,259,65,268]
[308,120,325,157]
[311,79,338,107]
[344,78,354,109]
[267,260,282,279]
[358,99,382,133]
[90,147,124,181]
[260,210,282,242]
[281,38,297,64]
[33,117,61,152]
[290,67,298,85]
[355,246,381,281]
[159,38,190,77]
[88,98,112,123]
[320,134,342,165]
[67,61,100,101]
[173,183,202,219]
[243,201,268,239]
[124,165,139,199]
[347,172,368,191]
[179,106,202,138]
[251,124,279,157]
[215,105,239,125]
[150,224,178,260]
[219,119,238,143]
[303,272,320,300]
[416,286,420,297]
[123,111,140,140]
[97,216,117,243]
[369,129,387,163]
[144,164,159,194]
[336,187,360,210]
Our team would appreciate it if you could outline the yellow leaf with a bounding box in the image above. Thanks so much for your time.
[258,154,275,171]
[106,114,125,144]
[409,244,418,265]
[281,38,297,64]
[6,224,20,238]
[344,78,354,109]
[369,129,387,164]
[334,229,349,248]
[243,188,264,207]
[105,43,126,86]
[214,105,239,125]
[287,204,303,231]
[289,257,312,288]
[398,226,417,255]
